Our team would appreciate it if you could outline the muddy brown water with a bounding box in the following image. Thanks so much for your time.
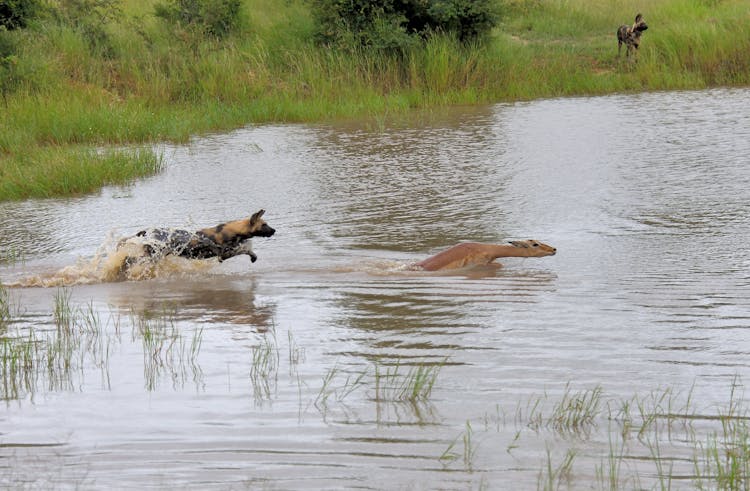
[1,88,750,489]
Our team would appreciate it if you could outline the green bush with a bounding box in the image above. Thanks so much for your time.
[154,0,244,39]
[427,0,499,42]
[0,0,41,30]
[310,0,498,51]
[0,28,19,102]
[52,0,123,58]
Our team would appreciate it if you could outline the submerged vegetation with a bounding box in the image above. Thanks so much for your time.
[0,0,748,201]
[3,285,750,488]
[0,287,203,399]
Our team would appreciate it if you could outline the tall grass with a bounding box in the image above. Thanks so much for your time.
[1,0,748,201]
[0,146,163,201]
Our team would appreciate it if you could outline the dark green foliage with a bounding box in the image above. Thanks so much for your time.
[154,0,244,39]
[0,28,20,103]
[310,0,498,50]
[427,0,499,42]
[0,0,41,30]
[53,0,123,58]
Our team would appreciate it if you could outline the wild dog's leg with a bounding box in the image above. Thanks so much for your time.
[218,248,257,263]
[218,240,257,263]
[617,26,626,57]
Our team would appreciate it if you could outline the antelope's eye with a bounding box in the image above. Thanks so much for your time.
[532,242,539,247]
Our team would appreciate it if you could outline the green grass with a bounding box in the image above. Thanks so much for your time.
[440,420,480,471]
[131,308,204,391]
[250,326,280,402]
[0,283,12,328]
[374,360,444,403]
[1,0,748,201]
[0,145,163,201]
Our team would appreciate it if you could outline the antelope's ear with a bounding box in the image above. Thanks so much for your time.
[250,209,265,223]
[509,240,529,248]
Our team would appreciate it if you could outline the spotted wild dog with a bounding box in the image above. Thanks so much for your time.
[617,13,648,60]
[118,209,275,269]
[414,240,556,271]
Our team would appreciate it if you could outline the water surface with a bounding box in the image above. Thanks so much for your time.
[1,88,750,489]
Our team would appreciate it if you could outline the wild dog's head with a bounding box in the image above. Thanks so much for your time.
[235,210,276,237]
[508,240,557,258]
[630,13,648,49]
[633,13,648,34]
[241,209,276,238]
[201,209,276,244]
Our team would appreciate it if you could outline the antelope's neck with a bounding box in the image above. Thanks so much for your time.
[487,245,530,258]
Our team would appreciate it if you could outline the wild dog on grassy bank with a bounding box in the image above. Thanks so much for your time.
[415,240,556,271]
[118,209,275,268]
[617,13,648,60]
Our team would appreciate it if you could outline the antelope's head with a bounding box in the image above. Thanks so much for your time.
[508,240,557,257]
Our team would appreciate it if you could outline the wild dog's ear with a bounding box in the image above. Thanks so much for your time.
[509,240,529,248]
[634,13,643,23]
[250,209,265,223]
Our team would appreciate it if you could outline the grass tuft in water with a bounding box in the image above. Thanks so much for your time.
[550,384,603,435]
[2,290,120,400]
[373,359,444,403]
[315,364,368,412]
[0,247,26,266]
[521,384,603,436]
[440,420,479,472]
[0,329,38,401]
[131,308,203,391]
[0,283,12,328]
[287,330,304,369]
[250,324,280,403]
[692,379,750,490]
[595,421,631,491]
[53,288,75,333]
[538,446,576,491]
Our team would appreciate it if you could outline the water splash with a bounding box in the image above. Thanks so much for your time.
[9,231,214,288]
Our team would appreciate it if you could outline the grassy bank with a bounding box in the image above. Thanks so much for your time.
[1,0,748,201]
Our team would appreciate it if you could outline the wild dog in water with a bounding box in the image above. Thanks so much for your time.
[617,13,648,60]
[414,240,556,271]
[118,209,275,268]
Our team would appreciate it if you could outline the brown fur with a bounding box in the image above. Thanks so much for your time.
[196,210,272,246]
[415,240,556,271]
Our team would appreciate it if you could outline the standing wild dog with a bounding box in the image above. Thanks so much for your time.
[617,13,648,60]
[118,209,276,268]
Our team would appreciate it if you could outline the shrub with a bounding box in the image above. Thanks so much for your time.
[310,0,498,51]
[52,0,123,58]
[0,0,41,30]
[154,0,243,39]
[427,0,499,42]
[0,27,20,103]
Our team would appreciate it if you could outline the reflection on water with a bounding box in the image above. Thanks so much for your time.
[1,88,750,489]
